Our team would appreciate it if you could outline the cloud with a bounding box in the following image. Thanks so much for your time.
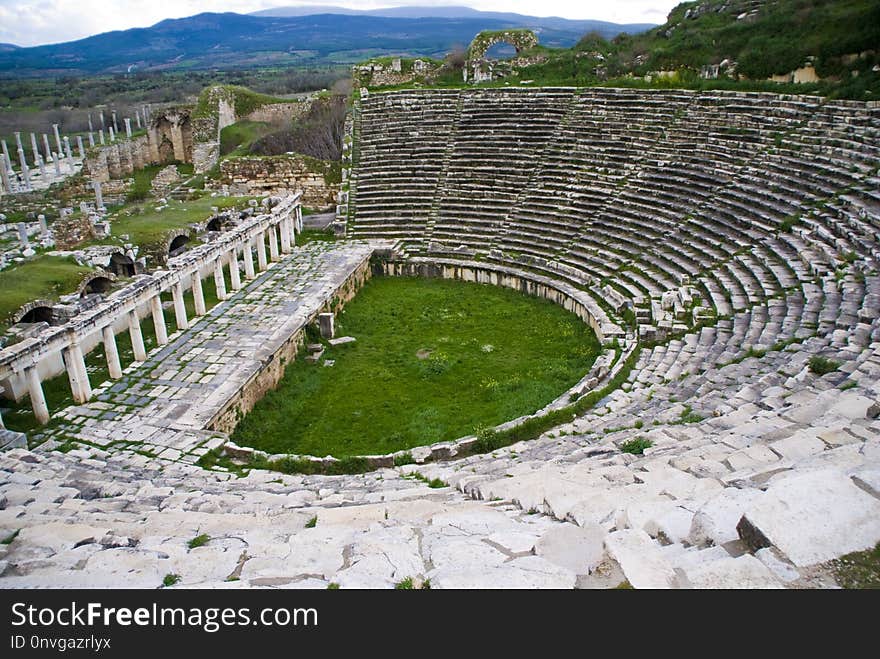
[0,0,679,47]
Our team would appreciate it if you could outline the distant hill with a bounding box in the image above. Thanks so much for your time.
[251,5,655,37]
[0,10,651,77]
[0,43,20,53]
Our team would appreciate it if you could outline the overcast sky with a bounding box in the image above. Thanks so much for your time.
[0,1,679,47]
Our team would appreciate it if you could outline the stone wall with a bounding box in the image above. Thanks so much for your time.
[244,101,310,125]
[82,135,152,183]
[53,213,94,250]
[220,155,339,208]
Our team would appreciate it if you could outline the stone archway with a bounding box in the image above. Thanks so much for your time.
[465,30,539,83]
[167,231,190,258]
[108,251,136,277]
[14,301,55,325]
[78,273,116,297]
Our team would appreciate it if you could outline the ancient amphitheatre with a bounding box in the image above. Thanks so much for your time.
[0,4,879,590]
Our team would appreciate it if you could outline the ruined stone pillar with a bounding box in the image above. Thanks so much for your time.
[38,214,47,236]
[53,154,61,176]
[42,134,52,162]
[76,136,85,159]
[192,270,206,316]
[37,155,46,179]
[17,149,32,191]
[63,137,74,173]
[14,131,23,155]
[255,231,268,271]
[88,114,94,132]
[213,259,228,301]
[243,239,255,279]
[99,129,105,146]
[88,132,95,148]
[112,110,118,133]
[229,248,242,291]
[135,111,142,130]
[26,366,50,425]
[30,133,39,166]
[172,282,189,331]
[18,222,28,248]
[268,225,279,262]
[63,340,92,404]
[171,123,185,162]
[124,118,132,140]
[150,295,168,346]
[93,180,104,210]
[109,126,115,143]
[102,326,123,380]
[279,218,292,254]
[52,124,62,156]
[128,310,147,361]
[295,204,303,234]
[2,139,12,171]
[318,313,335,339]
[0,155,11,193]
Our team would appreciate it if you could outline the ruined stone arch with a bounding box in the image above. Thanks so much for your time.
[166,230,191,258]
[467,29,539,61]
[108,251,136,277]
[78,272,117,297]
[14,300,56,325]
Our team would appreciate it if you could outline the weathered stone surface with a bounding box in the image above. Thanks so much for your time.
[604,529,677,589]
[684,555,784,589]
[534,523,605,574]
[738,470,880,566]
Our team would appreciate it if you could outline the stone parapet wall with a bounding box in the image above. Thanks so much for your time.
[220,155,339,208]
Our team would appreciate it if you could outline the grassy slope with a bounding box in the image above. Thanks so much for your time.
[106,195,253,247]
[232,276,600,457]
[219,121,275,157]
[0,256,94,331]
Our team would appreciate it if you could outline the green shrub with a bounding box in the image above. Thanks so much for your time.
[620,437,653,455]
[809,355,841,375]
[187,533,210,549]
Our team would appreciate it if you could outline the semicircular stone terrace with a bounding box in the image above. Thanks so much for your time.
[1,87,879,589]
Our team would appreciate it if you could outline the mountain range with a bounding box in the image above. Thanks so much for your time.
[0,8,653,77]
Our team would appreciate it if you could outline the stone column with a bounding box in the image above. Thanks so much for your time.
[76,136,85,159]
[17,222,29,248]
[17,149,31,191]
[135,111,142,129]
[229,248,241,291]
[112,110,118,132]
[192,270,206,316]
[88,113,94,132]
[53,154,61,176]
[52,124,62,156]
[99,129,105,146]
[42,134,52,161]
[1,139,12,171]
[150,295,168,346]
[37,155,46,179]
[0,155,10,193]
[128,310,147,361]
[318,313,335,339]
[14,131,23,155]
[109,127,115,143]
[100,112,105,131]
[243,239,255,279]
[30,133,40,166]
[255,231,268,271]
[26,366,50,425]
[295,204,303,233]
[38,214,47,236]
[102,325,123,379]
[268,225,279,262]
[63,340,91,404]
[172,282,188,331]
[213,259,228,301]
[124,118,132,139]
[279,218,292,254]
[88,132,95,148]
[63,137,74,173]
[93,180,104,210]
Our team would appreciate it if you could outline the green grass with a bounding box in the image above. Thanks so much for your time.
[0,256,94,331]
[220,121,275,158]
[831,542,880,589]
[295,229,338,245]
[106,196,254,248]
[187,533,210,549]
[1,529,20,544]
[305,515,317,528]
[162,573,181,587]
[809,355,841,375]
[231,276,600,457]
[620,437,652,455]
